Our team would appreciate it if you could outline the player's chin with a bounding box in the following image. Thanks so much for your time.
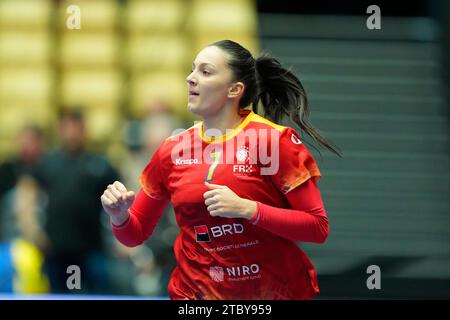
[187,103,203,116]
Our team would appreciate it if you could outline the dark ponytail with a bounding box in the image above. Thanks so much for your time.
[255,54,342,157]
[211,40,342,157]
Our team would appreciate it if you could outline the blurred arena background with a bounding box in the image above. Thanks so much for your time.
[0,0,448,299]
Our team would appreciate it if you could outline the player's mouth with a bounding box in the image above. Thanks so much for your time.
[189,90,200,97]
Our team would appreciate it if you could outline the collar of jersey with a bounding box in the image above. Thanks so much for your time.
[198,109,255,144]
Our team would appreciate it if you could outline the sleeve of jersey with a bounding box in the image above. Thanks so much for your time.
[139,145,171,201]
[111,189,169,247]
[250,178,329,243]
[269,127,321,194]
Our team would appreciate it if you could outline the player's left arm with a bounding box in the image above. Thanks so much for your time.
[203,179,329,244]
[250,178,329,243]
[203,126,328,243]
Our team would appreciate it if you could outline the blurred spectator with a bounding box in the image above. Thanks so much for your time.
[0,125,46,244]
[122,99,183,191]
[0,125,45,197]
[0,125,49,293]
[36,109,120,294]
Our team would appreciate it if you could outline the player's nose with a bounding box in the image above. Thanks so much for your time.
[186,72,197,86]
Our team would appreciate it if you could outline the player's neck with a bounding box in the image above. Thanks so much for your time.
[202,105,242,137]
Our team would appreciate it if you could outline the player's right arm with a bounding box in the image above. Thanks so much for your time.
[101,181,169,247]
[101,181,135,225]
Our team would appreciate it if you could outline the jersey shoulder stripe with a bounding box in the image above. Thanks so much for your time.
[248,112,288,133]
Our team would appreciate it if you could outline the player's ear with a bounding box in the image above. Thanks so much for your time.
[228,81,244,99]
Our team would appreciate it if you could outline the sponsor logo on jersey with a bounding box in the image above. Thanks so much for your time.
[194,225,210,242]
[175,158,199,165]
[209,266,224,282]
[227,264,260,277]
[195,223,244,242]
[210,223,244,238]
[209,264,261,282]
[233,164,254,175]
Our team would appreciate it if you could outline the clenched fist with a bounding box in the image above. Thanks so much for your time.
[101,181,135,226]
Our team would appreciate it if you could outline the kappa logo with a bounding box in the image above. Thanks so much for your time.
[291,133,302,145]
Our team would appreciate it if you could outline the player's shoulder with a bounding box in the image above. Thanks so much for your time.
[247,112,301,143]
[247,112,288,133]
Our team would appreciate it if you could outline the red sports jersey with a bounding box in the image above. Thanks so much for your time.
[139,109,322,300]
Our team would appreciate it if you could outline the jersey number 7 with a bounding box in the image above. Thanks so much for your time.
[205,150,222,182]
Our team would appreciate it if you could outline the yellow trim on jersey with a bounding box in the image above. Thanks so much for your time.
[199,110,257,144]
[283,170,322,194]
[180,110,288,144]
[249,113,287,132]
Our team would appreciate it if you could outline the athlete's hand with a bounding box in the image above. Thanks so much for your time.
[203,182,257,220]
[101,181,135,226]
